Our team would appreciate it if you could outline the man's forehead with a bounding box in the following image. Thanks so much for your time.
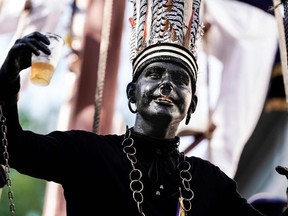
[143,62,190,75]
[133,59,196,90]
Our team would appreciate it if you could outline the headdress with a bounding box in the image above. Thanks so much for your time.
[128,0,204,83]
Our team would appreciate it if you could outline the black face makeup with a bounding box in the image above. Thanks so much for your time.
[134,61,193,125]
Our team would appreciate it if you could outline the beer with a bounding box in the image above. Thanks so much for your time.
[30,32,64,86]
[30,62,55,86]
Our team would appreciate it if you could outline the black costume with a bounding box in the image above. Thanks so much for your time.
[0,1,288,216]
[0,105,265,216]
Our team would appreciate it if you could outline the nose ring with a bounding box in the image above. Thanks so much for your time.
[159,83,173,97]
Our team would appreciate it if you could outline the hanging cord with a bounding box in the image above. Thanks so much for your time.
[283,0,288,104]
[92,0,114,133]
[0,0,3,14]
[273,0,288,105]
[282,0,288,55]
[65,0,77,48]
[0,105,16,215]
[6,0,32,53]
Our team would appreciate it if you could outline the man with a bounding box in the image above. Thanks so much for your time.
[0,0,287,215]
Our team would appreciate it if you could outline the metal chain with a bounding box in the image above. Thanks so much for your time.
[178,154,194,212]
[122,128,145,216]
[0,105,16,215]
[122,128,194,215]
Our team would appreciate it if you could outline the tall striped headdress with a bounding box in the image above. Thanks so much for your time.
[128,0,204,82]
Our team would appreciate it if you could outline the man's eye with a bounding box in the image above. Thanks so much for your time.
[149,72,160,79]
[145,69,161,79]
[144,66,165,79]
[173,75,187,86]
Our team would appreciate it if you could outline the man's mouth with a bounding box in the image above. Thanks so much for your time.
[154,96,173,105]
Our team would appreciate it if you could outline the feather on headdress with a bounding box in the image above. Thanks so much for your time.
[128,0,204,81]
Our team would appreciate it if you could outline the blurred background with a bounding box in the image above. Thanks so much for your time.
[0,0,287,215]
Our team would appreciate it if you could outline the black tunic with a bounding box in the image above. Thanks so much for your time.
[0,105,266,216]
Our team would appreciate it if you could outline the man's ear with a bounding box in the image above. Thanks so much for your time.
[185,95,198,125]
[126,82,136,102]
[191,95,198,113]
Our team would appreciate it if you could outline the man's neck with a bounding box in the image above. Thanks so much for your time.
[133,118,180,139]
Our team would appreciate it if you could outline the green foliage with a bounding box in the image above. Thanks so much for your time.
[0,170,46,216]
[0,110,53,215]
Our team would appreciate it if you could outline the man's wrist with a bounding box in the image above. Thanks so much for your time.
[0,93,19,107]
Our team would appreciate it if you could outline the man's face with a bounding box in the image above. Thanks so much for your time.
[134,61,193,125]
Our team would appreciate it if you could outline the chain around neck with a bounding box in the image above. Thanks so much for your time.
[122,127,194,216]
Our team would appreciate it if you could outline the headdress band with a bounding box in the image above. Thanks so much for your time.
[132,43,198,81]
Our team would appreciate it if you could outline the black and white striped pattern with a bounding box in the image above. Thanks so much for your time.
[132,43,198,80]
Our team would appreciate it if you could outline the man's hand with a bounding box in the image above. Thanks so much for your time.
[0,31,51,106]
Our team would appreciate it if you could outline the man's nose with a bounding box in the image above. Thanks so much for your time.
[159,82,174,97]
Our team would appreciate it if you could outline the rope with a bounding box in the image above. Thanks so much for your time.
[1,0,32,64]
[284,1,288,55]
[92,0,114,133]
[273,0,288,105]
